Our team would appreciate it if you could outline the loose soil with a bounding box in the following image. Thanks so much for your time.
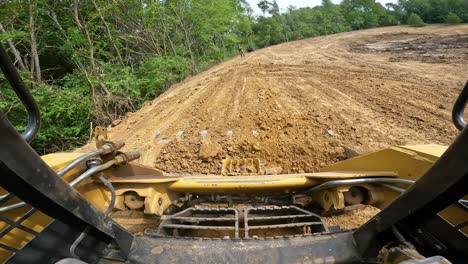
[323,205,381,230]
[83,25,468,175]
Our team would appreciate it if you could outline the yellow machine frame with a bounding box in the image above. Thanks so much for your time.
[0,144,466,262]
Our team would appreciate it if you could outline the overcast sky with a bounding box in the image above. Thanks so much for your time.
[246,0,399,15]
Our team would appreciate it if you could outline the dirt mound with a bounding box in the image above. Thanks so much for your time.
[153,114,346,174]
[85,25,468,175]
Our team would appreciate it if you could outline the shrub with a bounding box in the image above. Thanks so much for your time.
[0,75,90,153]
[135,56,191,101]
[446,13,462,24]
[0,56,191,154]
[32,84,91,153]
[407,13,426,27]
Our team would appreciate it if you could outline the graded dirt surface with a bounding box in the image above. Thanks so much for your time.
[85,25,468,175]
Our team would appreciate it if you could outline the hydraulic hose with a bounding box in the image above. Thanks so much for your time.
[69,160,117,187]
[99,175,116,216]
[380,183,407,193]
[0,160,117,214]
[56,149,103,176]
[69,226,91,259]
[0,142,125,213]
[0,43,40,143]
[69,151,139,187]
[70,174,116,260]
[57,141,124,176]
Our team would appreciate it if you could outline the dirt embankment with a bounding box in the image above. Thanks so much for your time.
[84,25,468,175]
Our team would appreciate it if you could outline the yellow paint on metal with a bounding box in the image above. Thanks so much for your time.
[321,146,438,181]
[111,183,181,216]
[40,152,84,167]
[0,152,108,263]
[109,171,397,213]
[0,144,461,262]
[320,146,441,209]
[399,144,447,160]
[303,171,398,179]
[438,205,468,227]
[322,145,465,230]
[108,175,179,184]
[108,171,396,184]
[43,153,110,212]
[221,158,263,176]
[167,175,319,193]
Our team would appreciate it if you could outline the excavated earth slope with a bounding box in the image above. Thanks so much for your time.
[84,25,468,175]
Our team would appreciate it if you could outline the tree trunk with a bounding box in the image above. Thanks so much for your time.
[159,16,177,56]
[74,0,110,96]
[91,0,124,65]
[48,9,95,97]
[0,23,28,71]
[171,4,197,73]
[29,0,41,83]
[218,33,226,59]
[180,23,196,73]
[168,34,177,56]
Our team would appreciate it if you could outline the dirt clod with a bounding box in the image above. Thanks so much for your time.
[265,166,283,175]
[111,119,122,127]
[199,140,223,162]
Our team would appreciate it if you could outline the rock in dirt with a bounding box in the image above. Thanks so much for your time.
[199,140,223,162]
[111,119,122,127]
[265,166,283,175]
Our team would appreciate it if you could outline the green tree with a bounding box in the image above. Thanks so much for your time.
[398,0,468,23]
[407,13,426,26]
[446,12,462,24]
[1,0,253,153]
[398,0,432,22]
[341,0,387,30]
[385,3,405,22]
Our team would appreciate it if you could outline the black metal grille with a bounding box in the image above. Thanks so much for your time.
[149,205,328,239]
[244,206,327,238]
[0,193,38,254]
[455,198,468,234]
[153,207,239,238]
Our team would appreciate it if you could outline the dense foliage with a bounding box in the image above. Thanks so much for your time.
[446,12,462,24]
[0,0,466,153]
[407,13,426,27]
